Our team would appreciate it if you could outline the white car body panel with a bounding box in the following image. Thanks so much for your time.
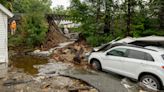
[89,46,164,88]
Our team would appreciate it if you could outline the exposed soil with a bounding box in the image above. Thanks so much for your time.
[42,15,69,50]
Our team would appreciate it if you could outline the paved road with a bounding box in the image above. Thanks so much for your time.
[63,69,130,92]
[38,62,138,92]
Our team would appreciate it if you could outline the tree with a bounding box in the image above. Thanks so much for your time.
[52,5,68,15]
[158,0,164,30]
[0,0,13,11]
[126,0,131,36]
[104,0,113,34]
[69,0,164,45]
[9,0,52,47]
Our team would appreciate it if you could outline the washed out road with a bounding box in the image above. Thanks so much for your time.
[38,62,139,92]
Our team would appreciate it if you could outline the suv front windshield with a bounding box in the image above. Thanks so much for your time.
[97,43,128,52]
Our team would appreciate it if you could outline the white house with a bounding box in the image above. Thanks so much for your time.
[0,4,13,78]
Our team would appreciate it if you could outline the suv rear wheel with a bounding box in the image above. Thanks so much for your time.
[140,75,161,90]
[91,60,101,70]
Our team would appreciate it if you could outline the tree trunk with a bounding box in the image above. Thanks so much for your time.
[127,0,131,36]
[104,0,111,34]
[159,0,164,30]
[96,0,100,22]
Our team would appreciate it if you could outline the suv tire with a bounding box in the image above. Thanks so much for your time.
[91,60,101,70]
[140,75,161,90]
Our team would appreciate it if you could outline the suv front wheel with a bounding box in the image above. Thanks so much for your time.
[91,60,101,70]
[140,75,161,90]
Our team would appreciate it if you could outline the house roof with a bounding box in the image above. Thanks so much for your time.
[0,4,13,18]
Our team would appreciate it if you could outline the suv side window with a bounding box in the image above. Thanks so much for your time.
[107,48,127,57]
[127,49,154,61]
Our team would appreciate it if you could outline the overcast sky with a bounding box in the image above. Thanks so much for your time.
[51,0,70,9]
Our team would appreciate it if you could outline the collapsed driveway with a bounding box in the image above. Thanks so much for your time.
[37,60,142,92]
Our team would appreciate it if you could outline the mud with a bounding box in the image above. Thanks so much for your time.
[1,55,98,92]
[10,55,48,75]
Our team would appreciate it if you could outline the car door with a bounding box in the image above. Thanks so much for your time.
[101,47,128,74]
[122,49,154,79]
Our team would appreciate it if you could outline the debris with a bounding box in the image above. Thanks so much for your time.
[30,51,51,57]
[73,47,84,64]
[49,39,92,68]
[68,86,92,92]
[41,83,51,89]
[33,50,41,53]
[121,78,139,92]
[3,79,32,86]
[33,76,46,83]
[121,78,134,89]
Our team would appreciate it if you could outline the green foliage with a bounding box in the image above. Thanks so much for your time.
[0,0,13,11]
[8,35,25,47]
[69,0,164,46]
[13,0,51,13]
[4,0,164,48]
[52,5,68,15]
[18,15,48,47]
[9,0,51,48]
[69,0,108,46]
[86,34,113,46]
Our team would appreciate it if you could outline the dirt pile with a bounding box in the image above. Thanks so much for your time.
[42,15,69,50]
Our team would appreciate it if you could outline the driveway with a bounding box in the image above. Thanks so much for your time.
[37,61,140,92]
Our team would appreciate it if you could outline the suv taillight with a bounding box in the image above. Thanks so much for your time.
[162,66,164,69]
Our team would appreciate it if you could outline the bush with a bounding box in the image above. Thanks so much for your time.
[86,34,113,46]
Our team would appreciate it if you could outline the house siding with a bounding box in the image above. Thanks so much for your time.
[0,10,8,78]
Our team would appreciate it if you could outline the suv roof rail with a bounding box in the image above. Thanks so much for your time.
[113,43,158,52]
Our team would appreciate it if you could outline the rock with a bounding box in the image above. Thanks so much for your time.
[58,41,75,48]
[3,79,27,86]
[52,53,65,62]
[139,90,148,92]
[49,48,57,53]
[89,88,98,92]
[121,78,135,88]
[30,50,51,57]
[45,71,56,74]
[63,49,71,54]
[33,65,44,69]
[33,50,41,53]
[33,76,46,83]
[15,84,25,91]
[41,83,51,89]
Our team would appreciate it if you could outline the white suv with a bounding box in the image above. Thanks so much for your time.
[88,45,164,90]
